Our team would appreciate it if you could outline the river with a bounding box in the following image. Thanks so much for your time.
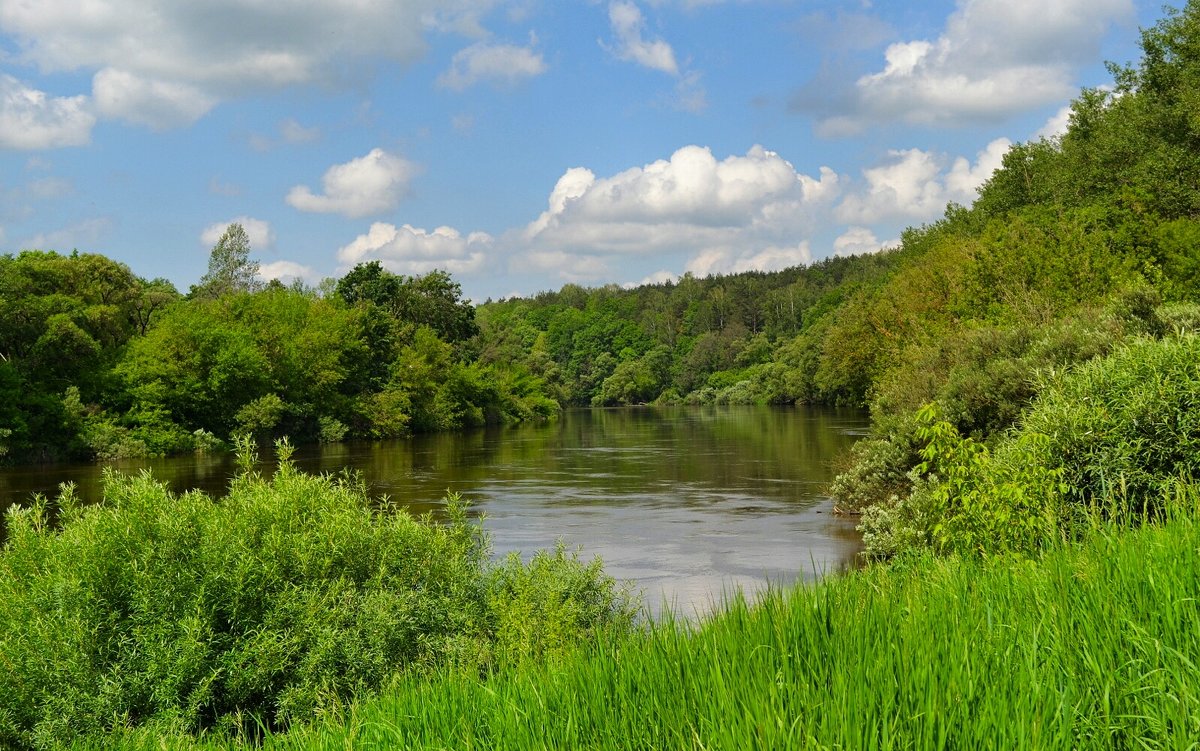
[0,405,868,616]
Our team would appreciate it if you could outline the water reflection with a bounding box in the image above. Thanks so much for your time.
[1,405,868,616]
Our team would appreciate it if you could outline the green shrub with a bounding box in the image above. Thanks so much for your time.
[191,429,224,454]
[860,407,1065,558]
[1021,333,1200,510]
[835,302,1156,522]
[487,545,636,668]
[0,443,636,749]
[863,335,1200,558]
[316,416,348,444]
[828,424,922,514]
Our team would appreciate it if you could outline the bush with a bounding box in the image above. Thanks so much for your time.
[828,422,923,514]
[0,443,636,749]
[862,335,1200,558]
[860,407,1065,559]
[1020,333,1200,510]
[834,302,1151,522]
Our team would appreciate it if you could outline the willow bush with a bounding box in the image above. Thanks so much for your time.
[861,333,1200,558]
[0,442,635,750]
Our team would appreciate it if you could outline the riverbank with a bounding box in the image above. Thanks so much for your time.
[70,482,1200,750]
[0,406,868,614]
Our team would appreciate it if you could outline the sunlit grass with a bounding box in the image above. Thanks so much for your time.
[84,483,1200,751]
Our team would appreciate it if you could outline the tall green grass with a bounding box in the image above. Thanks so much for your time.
[87,483,1200,750]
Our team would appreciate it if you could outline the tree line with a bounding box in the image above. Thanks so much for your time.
[0,225,554,462]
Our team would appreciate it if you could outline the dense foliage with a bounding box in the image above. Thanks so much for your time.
[79,483,1200,750]
[0,251,554,462]
[0,443,634,749]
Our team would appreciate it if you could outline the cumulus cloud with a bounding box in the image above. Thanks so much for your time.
[625,270,679,288]
[836,137,1010,223]
[437,38,547,90]
[521,249,612,283]
[604,1,679,75]
[27,217,112,250]
[1035,104,1074,141]
[247,119,322,152]
[0,0,497,128]
[685,243,812,277]
[804,0,1132,132]
[280,118,320,144]
[833,227,899,257]
[25,176,74,199]
[944,137,1011,198]
[92,68,216,128]
[671,70,708,113]
[337,222,491,275]
[201,216,275,251]
[209,178,241,197]
[258,260,319,285]
[287,149,418,218]
[528,145,837,247]
[519,144,839,282]
[0,73,94,149]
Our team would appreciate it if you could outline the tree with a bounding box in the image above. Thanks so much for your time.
[193,223,262,298]
[336,263,478,345]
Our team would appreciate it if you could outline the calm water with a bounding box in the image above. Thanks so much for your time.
[1,406,868,615]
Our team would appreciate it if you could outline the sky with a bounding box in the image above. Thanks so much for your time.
[0,0,1167,302]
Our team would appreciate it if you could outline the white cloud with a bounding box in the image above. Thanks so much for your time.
[945,137,1010,198]
[25,176,74,199]
[672,70,707,113]
[27,217,112,250]
[528,145,830,240]
[1035,104,1073,141]
[92,68,216,128]
[280,118,320,144]
[0,73,94,150]
[520,249,611,282]
[200,216,274,251]
[258,260,319,284]
[814,0,1132,131]
[624,270,679,288]
[437,39,547,90]
[337,222,491,275]
[246,119,322,152]
[0,0,498,128]
[685,243,811,277]
[833,227,899,257]
[519,144,839,282]
[605,1,679,75]
[287,149,418,218]
[209,178,241,197]
[836,138,1010,223]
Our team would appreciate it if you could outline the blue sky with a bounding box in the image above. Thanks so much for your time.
[0,0,1164,301]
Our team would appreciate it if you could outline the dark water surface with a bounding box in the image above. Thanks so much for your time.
[1,406,868,615]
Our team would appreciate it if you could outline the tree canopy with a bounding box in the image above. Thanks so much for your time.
[192,223,262,299]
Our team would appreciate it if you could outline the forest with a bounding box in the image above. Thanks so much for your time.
[3,2,1200,747]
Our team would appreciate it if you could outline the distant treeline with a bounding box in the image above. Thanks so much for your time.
[478,0,1200,558]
